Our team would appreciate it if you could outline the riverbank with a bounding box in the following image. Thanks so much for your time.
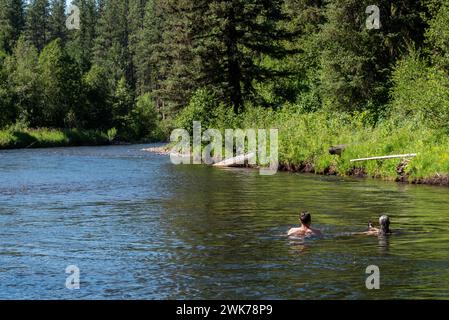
[159,104,449,187]
[0,128,112,150]
[145,143,449,187]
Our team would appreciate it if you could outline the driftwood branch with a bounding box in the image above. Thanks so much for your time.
[350,154,417,163]
[213,153,256,167]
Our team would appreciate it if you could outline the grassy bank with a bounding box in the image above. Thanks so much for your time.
[0,128,111,150]
[268,110,449,185]
[247,109,449,185]
[173,98,449,186]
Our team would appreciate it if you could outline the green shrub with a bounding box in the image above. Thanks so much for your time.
[107,128,117,142]
[390,50,449,131]
[127,93,159,140]
[174,88,219,132]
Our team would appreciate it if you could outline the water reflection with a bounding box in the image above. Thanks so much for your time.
[289,241,311,255]
[377,235,390,254]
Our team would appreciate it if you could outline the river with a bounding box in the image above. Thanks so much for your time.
[1,144,449,299]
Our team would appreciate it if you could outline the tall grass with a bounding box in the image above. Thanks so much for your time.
[240,107,449,182]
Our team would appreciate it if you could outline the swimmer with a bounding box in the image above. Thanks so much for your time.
[363,215,394,236]
[288,212,322,237]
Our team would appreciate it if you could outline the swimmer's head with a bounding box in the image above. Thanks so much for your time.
[379,215,391,234]
[300,212,312,227]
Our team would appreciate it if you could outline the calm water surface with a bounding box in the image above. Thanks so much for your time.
[1,144,449,299]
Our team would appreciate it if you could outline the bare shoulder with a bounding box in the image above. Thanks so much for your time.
[288,228,303,236]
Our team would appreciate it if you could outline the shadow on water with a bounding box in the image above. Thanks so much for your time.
[1,144,449,299]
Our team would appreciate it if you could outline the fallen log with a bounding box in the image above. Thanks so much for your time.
[350,154,417,163]
[213,153,256,167]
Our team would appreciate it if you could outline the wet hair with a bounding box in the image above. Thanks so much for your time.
[300,212,312,226]
[379,215,391,234]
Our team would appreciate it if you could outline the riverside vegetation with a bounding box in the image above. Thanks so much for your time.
[1,1,449,185]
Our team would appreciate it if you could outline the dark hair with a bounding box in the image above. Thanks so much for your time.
[379,215,391,234]
[300,212,311,226]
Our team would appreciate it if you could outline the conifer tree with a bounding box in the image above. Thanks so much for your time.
[0,0,26,53]
[25,0,51,52]
[67,0,98,71]
[130,0,169,119]
[127,0,147,91]
[319,0,427,114]
[48,0,67,44]
[94,0,132,87]
[195,0,293,113]
[150,0,206,114]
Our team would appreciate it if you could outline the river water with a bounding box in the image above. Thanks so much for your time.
[1,144,449,299]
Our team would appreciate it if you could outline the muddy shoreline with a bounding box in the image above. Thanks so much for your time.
[142,145,449,187]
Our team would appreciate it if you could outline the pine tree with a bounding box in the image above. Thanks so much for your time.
[135,0,156,96]
[48,0,67,44]
[0,0,26,53]
[319,0,427,114]
[67,0,98,72]
[94,0,132,87]
[151,0,206,114]
[127,0,147,91]
[196,0,293,113]
[25,0,51,52]
[134,0,166,118]
[280,0,326,110]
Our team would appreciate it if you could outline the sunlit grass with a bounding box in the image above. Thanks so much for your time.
[0,128,109,149]
[202,105,449,182]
